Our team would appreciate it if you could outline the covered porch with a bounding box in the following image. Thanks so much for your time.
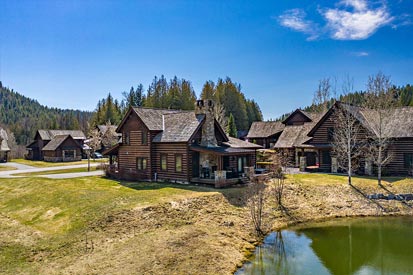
[190,145,256,188]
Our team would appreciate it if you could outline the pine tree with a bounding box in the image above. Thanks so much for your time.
[227,113,237,137]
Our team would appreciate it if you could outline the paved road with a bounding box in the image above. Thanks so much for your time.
[0,162,36,170]
[0,162,103,178]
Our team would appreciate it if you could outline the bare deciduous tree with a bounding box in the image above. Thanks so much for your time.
[364,72,395,185]
[101,121,119,149]
[246,169,268,237]
[214,102,228,129]
[269,151,289,209]
[88,128,101,161]
[332,77,365,185]
[312,77,335,113]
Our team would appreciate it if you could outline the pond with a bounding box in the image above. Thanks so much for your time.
[236,217,413,275]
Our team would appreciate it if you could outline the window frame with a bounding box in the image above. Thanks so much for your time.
[161,154,167,171]
[136,157,147,170]
[141,129,148,145]
[404,153,413,169]
[175,154,182,172]
[124,131,130,145]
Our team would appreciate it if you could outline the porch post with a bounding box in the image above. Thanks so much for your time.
[218,155,223,170]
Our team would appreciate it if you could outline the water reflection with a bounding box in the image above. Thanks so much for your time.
[236,217,413,275]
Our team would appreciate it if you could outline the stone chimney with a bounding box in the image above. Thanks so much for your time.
[195,99,217,147]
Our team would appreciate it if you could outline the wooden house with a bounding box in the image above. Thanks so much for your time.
[305,102,413,175]
[246,121,284,148]
[0,128,10,162]
[273,110,324,167]
[26,130,85,161]
[104,99,261,187]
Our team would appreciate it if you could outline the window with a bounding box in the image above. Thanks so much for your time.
[141,130,148,145]
[161,154,167,171]
[327,127,335,141]
[124,132,130,145]
[238,156,248,173]
[136,157,147,170]
[404,153,413,169]
[63,150,75,158]
[175,154,182,172]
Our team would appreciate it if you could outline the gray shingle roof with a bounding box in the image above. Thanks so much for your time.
[42,135,75,151]
[223,137,262,149]
[132,108,181,131]
[38,130,86,140]
[359,106,413,138]
[152,112,204,142]
[246,121,285,138]
[0,128,10,152]
[274,112,324,148]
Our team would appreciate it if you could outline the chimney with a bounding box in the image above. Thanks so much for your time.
[195,99,217,147]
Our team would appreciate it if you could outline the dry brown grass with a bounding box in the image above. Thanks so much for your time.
[1,174,413,275]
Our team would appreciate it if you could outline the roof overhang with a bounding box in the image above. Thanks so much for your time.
[190,145,256,155]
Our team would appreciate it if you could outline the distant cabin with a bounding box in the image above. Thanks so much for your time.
[26,130,86,162]
[0,128,11,162]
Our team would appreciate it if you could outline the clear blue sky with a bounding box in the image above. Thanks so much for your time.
[1,0,412,119]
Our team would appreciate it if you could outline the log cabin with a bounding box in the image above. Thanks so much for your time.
[104,99,261,187]
[26,130,85,161]
[246,121,284,148]
[0,128,10,162]
[304,102,413,175]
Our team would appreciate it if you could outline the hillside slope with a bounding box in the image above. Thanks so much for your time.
[0,82,92,144]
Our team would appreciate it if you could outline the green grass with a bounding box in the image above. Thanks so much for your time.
[0,176,215,273]
[11,158,107,168]
[14,167,98,177]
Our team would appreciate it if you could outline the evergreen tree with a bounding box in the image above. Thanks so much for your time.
[226,113,237,137]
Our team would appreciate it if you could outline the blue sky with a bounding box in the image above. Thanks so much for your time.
[1,0,412,119]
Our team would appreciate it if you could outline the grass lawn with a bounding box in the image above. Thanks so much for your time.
[0,165,17,171]
[11,158,107,168]
[1,173,412,275]
[0,176,221,274]
[14,167,98,177]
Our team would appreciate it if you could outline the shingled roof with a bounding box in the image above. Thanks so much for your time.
[246,121,285,138]
[132,108,181,131]
[0,128,10,152]
[223,137,262,149]
[274,112,324,148]
[152,112,204,142]
[42,135,80,151]
[37,130,86,140]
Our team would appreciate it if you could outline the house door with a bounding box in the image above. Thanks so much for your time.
[192,152,200,177]
[223,156,230,170]
[305,152,317,166]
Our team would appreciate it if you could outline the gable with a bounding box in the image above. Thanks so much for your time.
[282,109,312,125]
[117,108,149,133]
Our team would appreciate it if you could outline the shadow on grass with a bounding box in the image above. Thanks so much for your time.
[114,179,249,207]
[378,184,413,209]
[349,184,387,212]
[279,204,298,222]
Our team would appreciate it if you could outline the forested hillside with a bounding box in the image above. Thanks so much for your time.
[0,82,92,145]
[91,76,263,131]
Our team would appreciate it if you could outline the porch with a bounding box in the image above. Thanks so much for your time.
[190,145,256,188]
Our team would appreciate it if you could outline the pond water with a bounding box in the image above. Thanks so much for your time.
[236,217,413,275]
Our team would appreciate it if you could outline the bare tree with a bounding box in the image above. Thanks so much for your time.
[101,121,119,149]
[214,102,228,129]
[269,151,289,209]
[246,169,268,237]
[364,72,395,185]
[312,78,334,113]
[88,128,101,161]
[332,77,365,185]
